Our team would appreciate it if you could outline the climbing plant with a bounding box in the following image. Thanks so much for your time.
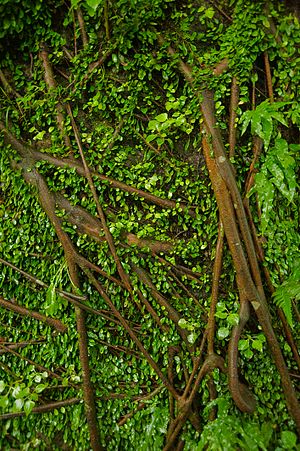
[0,0,299,449]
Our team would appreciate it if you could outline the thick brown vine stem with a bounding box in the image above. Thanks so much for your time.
[39,47,71,149]
[77,8,88,48]
[212,58,229,76]
[164,354,225,451]
[0,296,67,333]
[201,91,265,297]
[0,398,80,421]
[159,37,300,427]
[264,51,274,102]
[54,192,173,254]
[202,136,300,427]
[75,308,103,451]
[39,193,102,450]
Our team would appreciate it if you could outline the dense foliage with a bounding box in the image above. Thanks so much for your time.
[0,0,299,449]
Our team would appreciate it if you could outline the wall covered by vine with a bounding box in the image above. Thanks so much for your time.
[0,0,299,449]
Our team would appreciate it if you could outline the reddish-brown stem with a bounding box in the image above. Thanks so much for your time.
[0,125,194,215]
[0,343,74,384]
[0,296,67,333]
[84,268,178,399]
[77,8,88,47]
[0,397,80,420]
[207,222,224,355]
[264,51,274,102]
[67,104,134,292]
[39,47,71,149]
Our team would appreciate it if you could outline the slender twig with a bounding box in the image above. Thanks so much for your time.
[118,385,163,426]
[84,267,179,399]
[67,103,143,291]
[229,76,239,158]
[0,296,67,333]
[0,339,45,355]
[0,343,75,385]
[0,256,86,302]
[0,398,80,420]
[207,223,224,355]
[0,69,21,98]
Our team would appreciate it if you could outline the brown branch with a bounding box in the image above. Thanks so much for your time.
[264,52,274,102]
[54,192,173,254]
[0,397,80,420]
[33,177,101,450]
[18,144,194,215]
[244,136,263,194]
[0,250,126,323]
[104,0,110,40]
[0,256,88,303]
[0,343,74,385]
[160,39,300,429]
[132,264,193,350]
[67,103,139,291]
[212,58,229,76]
[3,140,103,448]
[208,0,232,22]
[39,47,71,149]
[0,296,67,334]
[164,353,225,451]
[0,69,21,98]
[77,8,88,48]
[84,268,179,399]
[202,135,300,428]
[117,385,163,426]
[0,339,45,355]
[207,222,224,355]
[201,91,264,296]
[75,307,103,450]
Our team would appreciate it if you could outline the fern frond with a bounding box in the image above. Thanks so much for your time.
[273,278,300,327]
